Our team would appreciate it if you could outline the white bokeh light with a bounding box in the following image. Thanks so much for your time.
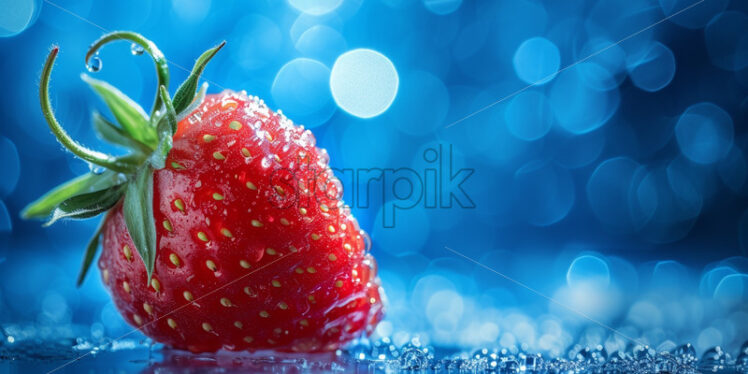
[330,49,399,119]
[287,0,343,16]
[171,0,211,23]
[0,0,38,37]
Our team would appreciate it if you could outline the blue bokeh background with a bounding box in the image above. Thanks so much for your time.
[1,0,748,360]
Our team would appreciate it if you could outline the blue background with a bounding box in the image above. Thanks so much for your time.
[1,0,747,360]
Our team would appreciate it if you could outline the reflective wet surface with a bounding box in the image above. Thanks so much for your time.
[2,324,747,373]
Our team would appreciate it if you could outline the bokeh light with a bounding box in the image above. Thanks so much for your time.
[0,200,11,232]
[0,136,20,197]
[659,0,730,29]
[512,37,561,85]
[423,0,462,15]
[551,130,606,169]
[391,70,449,136]
[549,63,620,134]
[713,274,748,308]
[513,161,575,226]
[505,90,553,141]
[586,157,642,232]
[704,11,748,71]
[271,58,336,128]
[171,0,211,23]
[578,38,627,83]
[0,0,39,37]
[294,25,347,65]
[577,62,620,91]
[287,0,343,16]
[718,146,748,193]
[675,102,734,164]
[232,14,283,71]
[330,49,399,119]
[626,42,677,92]
[567,255,611,288]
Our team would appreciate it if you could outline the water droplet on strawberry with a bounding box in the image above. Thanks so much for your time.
[261,156,272,168]
[188,112,202,125]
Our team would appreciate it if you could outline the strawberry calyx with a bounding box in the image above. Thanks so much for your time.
[22,32,225,285]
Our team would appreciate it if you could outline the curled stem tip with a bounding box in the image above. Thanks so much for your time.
[40,47,134,173]
[86,31,170,116]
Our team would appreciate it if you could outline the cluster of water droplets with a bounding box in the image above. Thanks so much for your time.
[2,322,748,373]
[85,43,145,73]
[340,337,748,373]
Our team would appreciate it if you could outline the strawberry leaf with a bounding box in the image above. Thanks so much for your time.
[149,86,177,169]
[172,41,225,115]
[123,165,157,280]
[44,184,125,226]
[176,82,208,122]
[77,219,105,287]
[22,171,123,219]
[82,74,158,148]
[92,111,152,154]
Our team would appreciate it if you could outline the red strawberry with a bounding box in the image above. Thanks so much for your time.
[23,32,384,353]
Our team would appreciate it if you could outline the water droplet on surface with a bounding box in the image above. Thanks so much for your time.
[672,343,697,364]
[472,347,491,360]
[87,55,102,72]
[654,352,677,373]
[398,346,429,370]
[736,352,748,373]
[343,339,371,360]
[369,337,399,360]
[429,359,447,371]
[632,344,655,361]
[523,353,543,372]
[130,43,145,55]
[447,358,468,371]
[501,358,521,373]
[700,346,730,372]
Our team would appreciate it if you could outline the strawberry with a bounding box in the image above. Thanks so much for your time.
[23,32,384,353]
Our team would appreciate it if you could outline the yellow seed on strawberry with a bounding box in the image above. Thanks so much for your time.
[123,245,133,261]
[169,253,181,267]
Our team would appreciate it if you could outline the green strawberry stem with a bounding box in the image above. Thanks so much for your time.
[29,34,225,286]
[148,86,177,169]
[86,31,170,117]
[40,47,137,174]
